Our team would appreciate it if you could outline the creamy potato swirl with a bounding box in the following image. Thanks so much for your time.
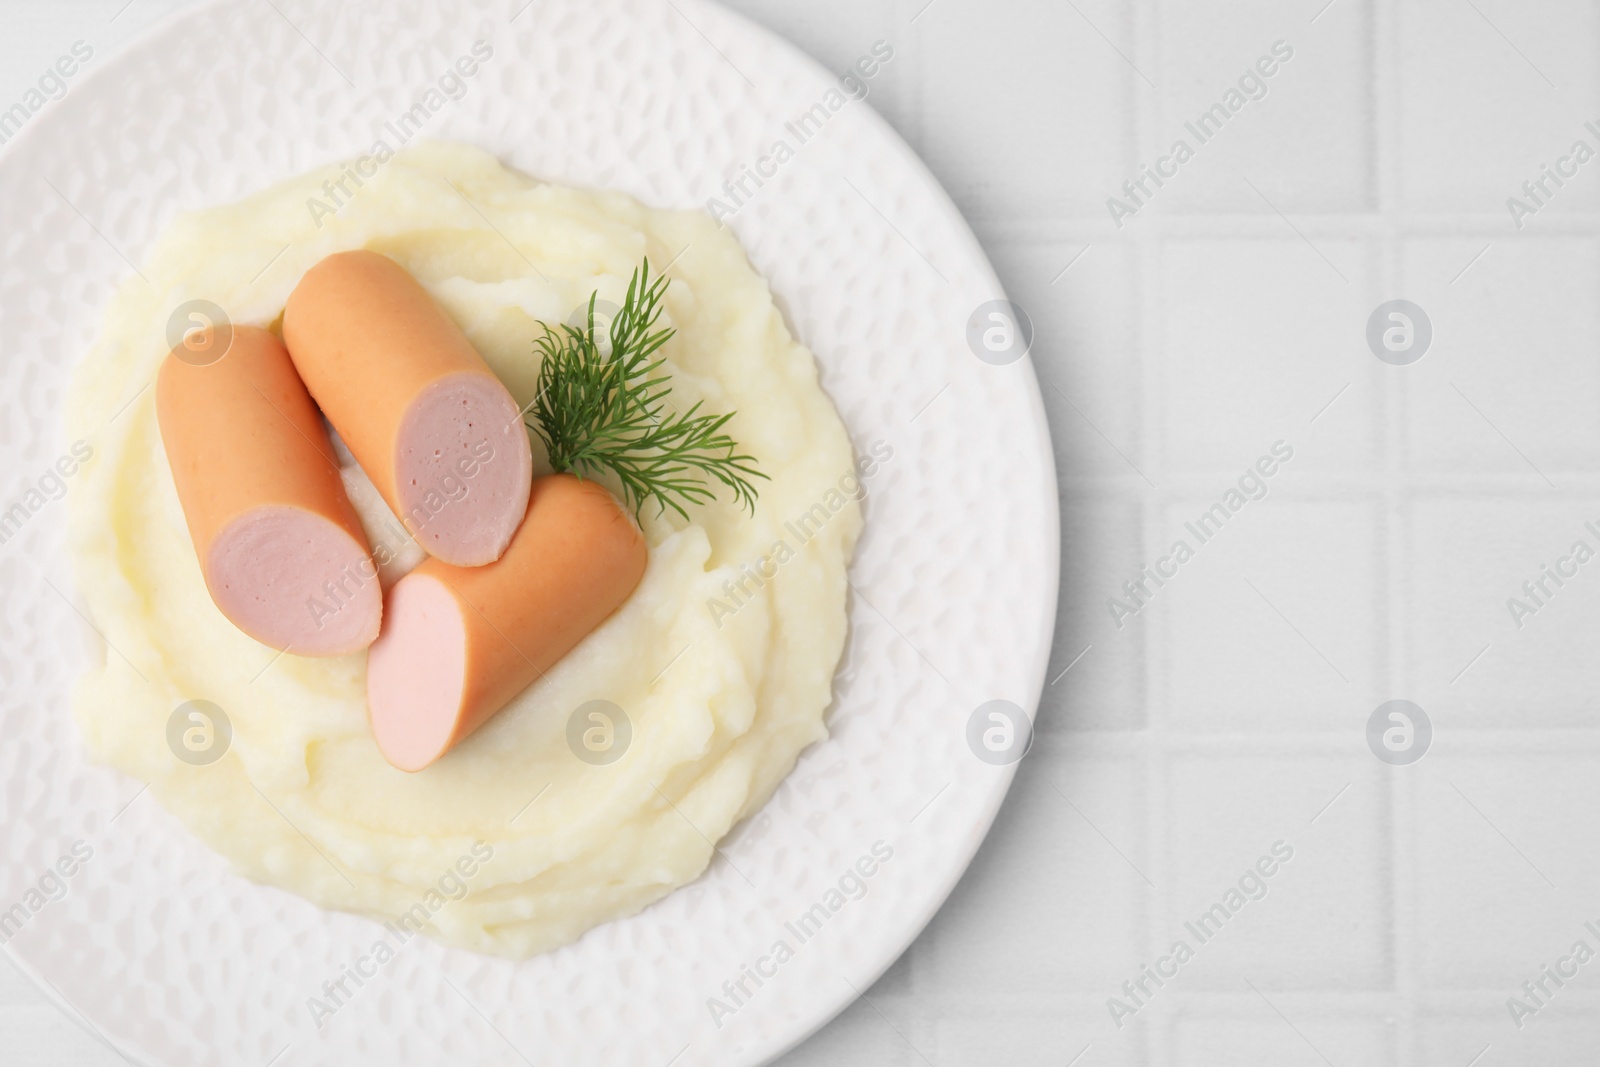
[66,142,861,957]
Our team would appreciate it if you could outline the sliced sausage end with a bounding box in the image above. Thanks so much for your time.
[366,572,469,772]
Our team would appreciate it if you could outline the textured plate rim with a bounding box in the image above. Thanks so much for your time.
[697,5,1060,1062]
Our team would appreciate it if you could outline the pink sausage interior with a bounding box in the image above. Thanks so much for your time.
[208,505,382,656]
[395,373,532,567]
[366,573,468,771]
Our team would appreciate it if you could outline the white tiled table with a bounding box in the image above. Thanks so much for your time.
[5,1,1597,1064]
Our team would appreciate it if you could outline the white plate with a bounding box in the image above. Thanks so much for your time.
[0,0,1057,1063]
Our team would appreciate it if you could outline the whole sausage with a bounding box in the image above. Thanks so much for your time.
[282,250,533,567]
[366,474,648,771]
[156,325,381,655]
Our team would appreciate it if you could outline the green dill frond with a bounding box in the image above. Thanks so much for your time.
[527,258,767,522]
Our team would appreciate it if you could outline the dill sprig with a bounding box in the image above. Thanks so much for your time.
[527,258,767,522]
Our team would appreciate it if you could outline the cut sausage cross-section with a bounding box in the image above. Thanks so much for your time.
[283,250,533,567]
[367,474,648,771]
[156,325,382,656]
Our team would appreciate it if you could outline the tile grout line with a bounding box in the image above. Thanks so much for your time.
[957,211,1600,247]
[1004,727,1600,755]
[1372,0,1418,1062]
[1147,744,1166,1067]
[1131,1,1163,1063]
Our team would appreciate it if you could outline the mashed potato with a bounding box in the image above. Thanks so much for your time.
[65,142,862,958]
